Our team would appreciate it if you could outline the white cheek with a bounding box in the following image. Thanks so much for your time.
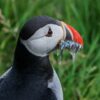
[21,38,49,57]
[21,24,64,57]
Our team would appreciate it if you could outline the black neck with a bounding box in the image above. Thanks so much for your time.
[13,40,53,79]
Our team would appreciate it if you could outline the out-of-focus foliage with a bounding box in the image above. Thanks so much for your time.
[0,0,100,99]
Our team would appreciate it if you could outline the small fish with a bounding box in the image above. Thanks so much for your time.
[59,40,83,62]
[60,40,82,52]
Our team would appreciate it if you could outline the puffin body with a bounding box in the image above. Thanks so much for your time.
[0,16,83,100]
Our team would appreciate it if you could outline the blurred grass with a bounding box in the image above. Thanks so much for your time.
[0,0,100,99]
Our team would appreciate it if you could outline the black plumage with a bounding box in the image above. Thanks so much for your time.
[20,16,60,40]
[0,16,60,100]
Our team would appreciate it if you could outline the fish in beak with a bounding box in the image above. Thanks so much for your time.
[59,21,83,59]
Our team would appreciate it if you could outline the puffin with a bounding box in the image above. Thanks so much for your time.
[0,16,83,100]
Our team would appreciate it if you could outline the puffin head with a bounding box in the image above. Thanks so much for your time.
[19,16,83,57]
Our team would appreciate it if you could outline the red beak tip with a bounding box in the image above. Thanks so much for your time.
[67,24,84,46]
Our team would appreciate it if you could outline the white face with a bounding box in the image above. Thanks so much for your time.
[21,24,65,57]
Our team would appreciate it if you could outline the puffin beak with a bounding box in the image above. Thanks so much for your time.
[60,21,83,47]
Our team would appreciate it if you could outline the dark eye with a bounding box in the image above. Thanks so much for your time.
[45,28,53,37]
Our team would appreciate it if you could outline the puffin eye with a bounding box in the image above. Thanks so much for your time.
[45,27,53,37]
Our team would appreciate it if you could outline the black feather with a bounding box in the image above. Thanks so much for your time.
[0,16,59,100]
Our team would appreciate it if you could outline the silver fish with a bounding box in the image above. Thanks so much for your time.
[59,40,83,62]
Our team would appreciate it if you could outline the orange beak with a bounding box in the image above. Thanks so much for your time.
[66,24,83,46]
[60,21,83,47]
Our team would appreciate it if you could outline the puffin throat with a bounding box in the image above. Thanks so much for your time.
[13,40,53,79]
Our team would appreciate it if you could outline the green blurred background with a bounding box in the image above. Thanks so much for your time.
[0,0,100,99]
